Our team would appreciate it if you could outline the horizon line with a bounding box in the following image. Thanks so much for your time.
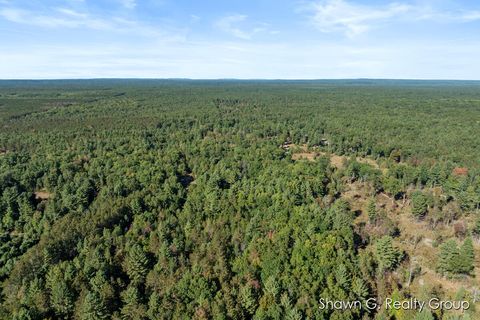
[1,78,480,82]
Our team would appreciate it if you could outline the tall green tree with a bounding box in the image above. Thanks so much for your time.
[459,237,475,275]
[437,239,459,276]
[375,236,401,272]
[366,198,377,224]
[415,309,434,320]
[120,285,147,320]
[125,244,150,285]
[46,266,75,318]
[80,291,109,320]
[473,215,480,238]
[411,191,428,219]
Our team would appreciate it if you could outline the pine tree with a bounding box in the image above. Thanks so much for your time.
[459,237,475,275]
[264,276,279,298]
[81,291,109,320]
[147,292,162,320]
[335,264,350,289]
[366,198,377,224]
[42,248,52,270]
[458,185,479,212]
[240,285,257,315]
[130,197,143,215]
[437,239,459,276]
[120,285,147,320]
[375,236,401,271]
[473,216,480,238]
[383,176,402,199]
[13,307,35,320]
[411,191,428,219]
[24,278,48,316]
[50,281,74,318]
[46,266,74,318]
[126,244,150,285]
[285,308,302,320]
[415,309,434,320]
[352,278,369,301]
[280,292,291,310]
[1,206,15,230]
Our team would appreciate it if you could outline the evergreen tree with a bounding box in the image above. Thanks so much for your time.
[120,285,147,320]
[352,278,369,301]
[279,292,291,310]
[46,266,74,318]
[240,285,257,315]
[458,185,479,212]
[147,292,162,320]
[335,264,350,289]
[375,236,401,271]
[13,307,35,320]
[3,79,480,320]
[366,198,377,224]
[264,276,279,298]
[383,176,403,199]
[49,281,74,318]
[80,291,109,320]
[459,237,475,275]
[473,216,480,238]
[285,308,302,320]
[130,197,144,215]
[437,239,459,276]
[126,244,150,285]
[415,309,434,320]
[411,191,428,219]
[24,278,48,316]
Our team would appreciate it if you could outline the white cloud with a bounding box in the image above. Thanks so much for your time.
[1,1,480,79]
[55,8,88,18]
[2,40,480,79]
[0,6,178,38]
[306,0,480,38]
[0,7,109,29]
[120,0,136,10]
[215,14,252,39]
[190,14,200,22]
[441,10,480,22]
[214,15,274,40]
[461,11,480,21]
[308,0,411,37]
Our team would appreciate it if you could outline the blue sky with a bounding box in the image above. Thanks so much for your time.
[1,0,480,79]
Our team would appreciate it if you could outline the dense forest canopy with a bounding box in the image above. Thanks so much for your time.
[0,80,479,319]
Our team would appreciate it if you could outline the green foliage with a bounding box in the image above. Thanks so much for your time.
[459,237,475,275]
[411,191,428,219]
[458,185,479,212]
[46,265,74,318]
[366,198,377,224]
[1,80,479,319]
[474,215,480,237]
[120,285,147,320]
[436,238,475,276]
[125,244,150,285]
[240,284,257,315]
[375,236,401,272]
[415,309,434,320]
[81,291,109,320]
[351,278,369,301]
[437,237,475,276]
[437,239,459,276]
